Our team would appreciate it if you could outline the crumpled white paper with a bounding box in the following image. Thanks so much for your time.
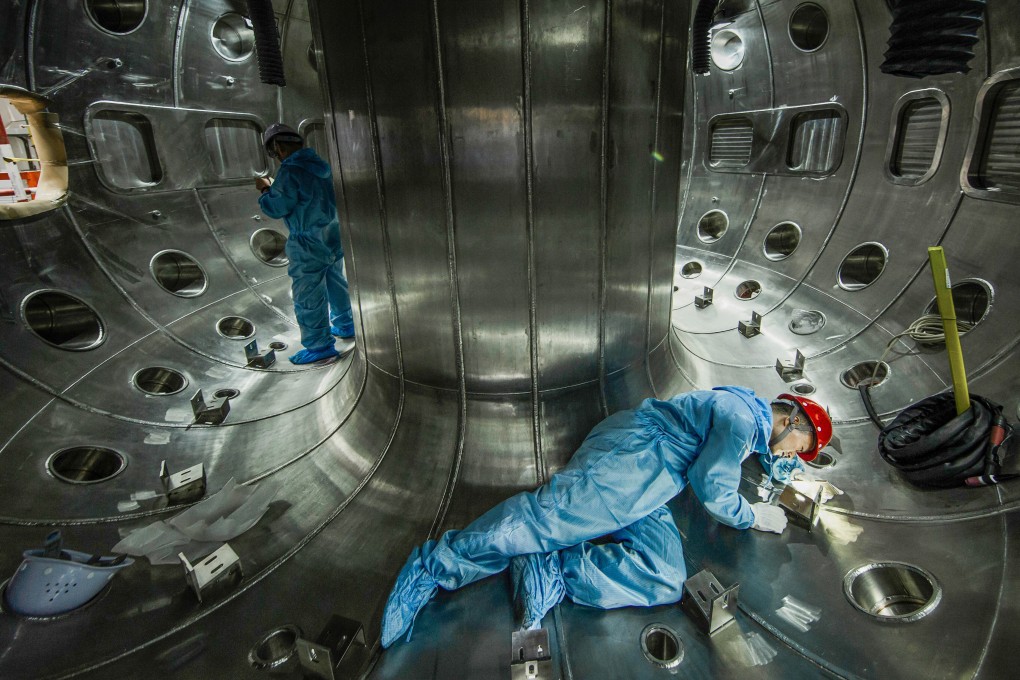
[112,478,279,565]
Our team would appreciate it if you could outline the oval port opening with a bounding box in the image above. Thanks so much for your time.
[133,367,187,396]
[211,13,255,62]
[150,250,208,298]
[22,291,106,351]
[249,625,302,671]
[250,229,289,267]
[844,562,941,622]
[789,309,826,335]
[789,3,829,52]
[641,624,684,670]
[268,341,288,351]
[86,0,147,34]
[217,316,255,340]
[791,382,816,396]
[806,449,835,468]
[214,388,240,400]
[735,280,762,300]
[838,243,888,291]
[47,447,126,485]
[923,279,992,335]
[763,222,802,261]
[711,29,745,71]
[840,360,889,389]
[681,262,703,279]
[697,210,729,244]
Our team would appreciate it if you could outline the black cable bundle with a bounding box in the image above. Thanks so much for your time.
[872,391,1006,487]
[692,0,719,75]
[881,0,986,78]
[246,0,286,87]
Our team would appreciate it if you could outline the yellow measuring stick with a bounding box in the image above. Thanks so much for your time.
[927,247,970,415]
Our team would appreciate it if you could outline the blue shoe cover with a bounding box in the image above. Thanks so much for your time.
[511,552,565,630]
[381,541,439,648]
[288,345,339,365]
[330,325,355,339]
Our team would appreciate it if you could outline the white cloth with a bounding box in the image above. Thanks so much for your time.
[751,502,788,534]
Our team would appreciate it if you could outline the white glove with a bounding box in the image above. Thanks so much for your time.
[751,503,788,534]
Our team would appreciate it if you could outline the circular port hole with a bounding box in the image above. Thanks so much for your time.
[710,29,745,71]
[640,624,684,670]
[697,210,729,244]
[789,3,829,52]
[806,449,835,468]
[680,262,703,279]
[840,360,889,389]
[149,250,208,298]
[85,0,147,34]
[214,388,240,399]
[735,280,762,300]
[249,625,302,672]
[791,382,816,396]
[22,291,106,351]
[844,562,941,623]
[763,222,802,261]
[789,309,826,335]
[47,447,127,485]
[838,242,888,291]
[217,316,255,340]
[250,229,289,267]
[268,341,288,351]
[923,279,993,333]
[132,367,187,396]
[211,13,255,62]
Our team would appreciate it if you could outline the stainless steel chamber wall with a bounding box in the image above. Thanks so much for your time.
[0,0,1017,678]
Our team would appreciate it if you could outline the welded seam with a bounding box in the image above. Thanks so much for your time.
[520,0,546,485]
[426,0,468,541]
[673,3,698,254]
[824,500,1020,524]
[596,0,612,419]
[275,0,296,121]
[755,0,776,110]
[552,606,575,680]
[172,0,190,108]
[738,605,859,679]
[971,487,1008,678]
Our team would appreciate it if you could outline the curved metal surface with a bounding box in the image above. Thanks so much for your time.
[0,0,1018,679]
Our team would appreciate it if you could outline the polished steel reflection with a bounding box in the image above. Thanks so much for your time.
[923,278,993,327]
[837,242,889,291]
[216,315,256,340]
[843,562,942,623]
[788,2,828,53]
[710,29,745,71]
[132,366,188,395]
[250,228,289,267]
[210,13,255,62]
[20,290,106,351]
[763,221,802,261]
[149,249,209,298]
[85,0,148,35]
[697,209,729,243]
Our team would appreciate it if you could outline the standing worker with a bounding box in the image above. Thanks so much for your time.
[381,386,832,647]
[255,123,355,365]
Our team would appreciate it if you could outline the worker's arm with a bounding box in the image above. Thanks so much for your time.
[685,400,756,529]
[258,168,297,219]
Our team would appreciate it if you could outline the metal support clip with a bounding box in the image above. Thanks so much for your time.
[694,286,714,309]
[778,484,822,530]
[190,389,231,425]
[681,569,739,635]
[160,460,206,504]
[179,543,243,604]
[775,349,806,381]
[737,311,762,338]
[244,340,276,369]
[510,628,552,680]
[297,615,368,680]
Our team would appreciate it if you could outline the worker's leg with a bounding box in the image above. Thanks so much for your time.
[325,257,354,337]
[285,236,335,359]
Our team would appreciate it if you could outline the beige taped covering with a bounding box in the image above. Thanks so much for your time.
[0,87,68,220]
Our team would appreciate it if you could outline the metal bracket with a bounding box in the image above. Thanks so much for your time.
[694,286,714,309]
[681,569,739,636]
[297,615,367,680]
[179,543,243,603]
[775,349,806,381]
[778,484,821,530]
[511,628,553,680]
[160,460,206,504]
[244,339,276,369]
[190,389,231,425]
[737,311,762,338]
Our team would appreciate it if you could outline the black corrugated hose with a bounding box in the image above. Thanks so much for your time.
[881,0,986,78]
[246,0,286,86]
[692,0,719,75]
[860,386,1013,488]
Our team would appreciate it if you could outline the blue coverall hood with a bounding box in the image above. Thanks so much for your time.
[710,385,773,457]
[282,147,332,179]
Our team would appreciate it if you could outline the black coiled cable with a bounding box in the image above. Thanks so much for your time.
[246,0,286,86]
[862,387,1006,488]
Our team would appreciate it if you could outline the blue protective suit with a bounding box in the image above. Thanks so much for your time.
[258,148,354,350]
[382,387,774,647]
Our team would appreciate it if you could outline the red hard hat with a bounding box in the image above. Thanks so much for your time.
[777,393,833,462]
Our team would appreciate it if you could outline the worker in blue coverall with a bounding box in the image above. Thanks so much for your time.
[254,123,355,365]
[381,386,833,647]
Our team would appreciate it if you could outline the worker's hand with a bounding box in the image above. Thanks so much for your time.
[254,176,272,192]
[751,502,788,534]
